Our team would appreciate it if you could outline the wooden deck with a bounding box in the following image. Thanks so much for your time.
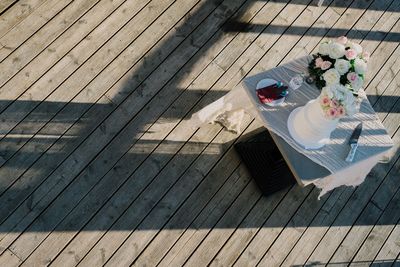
[0,0,399,266]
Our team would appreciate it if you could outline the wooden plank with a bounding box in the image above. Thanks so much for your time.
[0,0,228,255]
[373,224,400,266]
[104,120,259,267]
[373,68,400,125]
[83,4,282,267]
[0,0,214,237]
[156,0,378,264]
[365,46,400,109]
[222,0,400,264]
[245,1,400,265]
[304,99,400,263]
[134,142,282,266]
[325,21,400,264]
[284,0,400,65]
[129,0,296,264]
[0,0,250,260]
[43,0,283,263]
[281,189,353,265]
[161,0,340,265]
[0,0,143,116]
[0,0,397,266]
[284,120,399,265]
[0,0,153,190]
[172,174,263,267]
[1,0,204,260]
[360,19,400,101]
[55,132,244,267]
[0,0,48,38]
[254,188,331,266]
[283,73,400,266]
[0,0,195,254]
[0,0,157,194]
[210,0,286,72]
[0,248,22,267]
[216,192,343,266]
[0,0,75,63]
[149,161,254,265]
[27,121,225,266]
[43,0,265,264]
[141,1,396,266]
[21,59,227,266]
[133,0,340,264]
[229,186,313,266]
[0,0,174,203]
[198,0,377,264]
[277,9,400,267]
[326,59,400,264]
[0,0,100,86]
[252,0,376,75]
[320,48,400,262]
[103,124,252,267]
[0,0,18,15]
[328,155,400,266]
[163,177,268,267]
[61,114,235,267]
[188,188,290,267]
[349,181,400,266]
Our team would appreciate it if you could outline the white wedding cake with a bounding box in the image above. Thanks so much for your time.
[288,98,338,149]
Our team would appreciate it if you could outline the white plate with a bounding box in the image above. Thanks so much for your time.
[256,78,286,107]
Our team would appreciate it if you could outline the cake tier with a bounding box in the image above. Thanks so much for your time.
[288,99,338,149]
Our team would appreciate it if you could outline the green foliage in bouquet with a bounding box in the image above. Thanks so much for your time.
[308,55,329,90]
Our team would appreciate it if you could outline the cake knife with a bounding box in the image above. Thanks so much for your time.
[345,122,362,162]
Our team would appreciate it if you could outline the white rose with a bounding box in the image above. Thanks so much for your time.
[347,42,363,55]
[342,91,357,115]
[336,84,348,94]
[343,89,356,104]
[351,76,364,90]
[323,68,341,85]
[334,59,351,75]
[335,90,344,101]
[323,86,334,98]
[319,42,330,55]
[329,42,346,59]
[354,58,367,74]
[331,84,348,101]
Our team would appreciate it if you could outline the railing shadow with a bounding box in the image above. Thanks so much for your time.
[0,98,398,230]
[0,0,399,265]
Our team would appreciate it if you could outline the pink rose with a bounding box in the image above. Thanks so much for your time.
[320,96,330,107]
[362,51,370,62]
[321,61,332,70]
[337,36,348,45]
[326,108,338,119]
[347,72,358,83]
[345,49,357,60]
[315,57,324,68]
[337,106,345,116]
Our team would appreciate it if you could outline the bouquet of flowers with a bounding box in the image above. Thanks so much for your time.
[309,36,369,118]
[319,84,358,119]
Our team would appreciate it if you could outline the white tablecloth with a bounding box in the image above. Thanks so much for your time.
[190,57,394,197]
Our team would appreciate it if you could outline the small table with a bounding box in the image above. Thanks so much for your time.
[191,57,394,197]
[268,132,331,187]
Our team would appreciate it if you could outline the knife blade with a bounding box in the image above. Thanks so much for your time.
[345,122,363,162]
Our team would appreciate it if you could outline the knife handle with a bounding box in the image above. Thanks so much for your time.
[345,143,358,162]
